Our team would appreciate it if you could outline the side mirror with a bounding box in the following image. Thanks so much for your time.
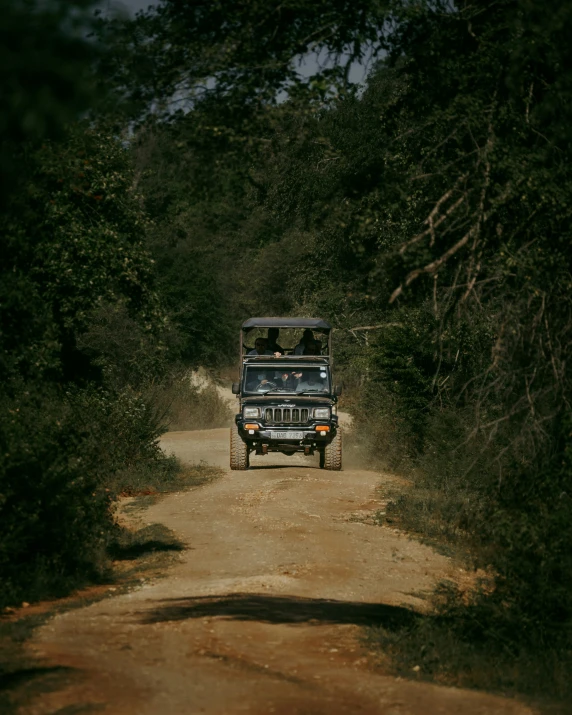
[231,382,240,395]
[334,384,343,397]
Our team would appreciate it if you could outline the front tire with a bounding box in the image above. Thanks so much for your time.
[230,424,249,470]
[323,428,342,471]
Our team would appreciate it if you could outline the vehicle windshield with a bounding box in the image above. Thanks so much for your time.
[243,365,331,394]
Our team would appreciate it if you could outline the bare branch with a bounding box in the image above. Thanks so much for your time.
[390,226,476,304]
[399,179,467,255]
[349,324,402,331]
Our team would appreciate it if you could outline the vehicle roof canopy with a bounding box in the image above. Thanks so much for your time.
[243,356,329,364]
[242,317,331,332]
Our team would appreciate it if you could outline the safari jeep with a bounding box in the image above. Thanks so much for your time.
[230,317,342,470]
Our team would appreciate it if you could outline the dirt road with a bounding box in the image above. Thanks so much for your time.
[25,428,531,715]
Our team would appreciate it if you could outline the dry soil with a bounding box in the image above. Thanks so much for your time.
[22,427,533,715]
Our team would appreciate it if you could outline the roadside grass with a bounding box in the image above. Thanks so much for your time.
[366,593,572,713]
[343,403,560,703]
[367,481,572,713]
[149,373,232,431]
[375,484,477,560]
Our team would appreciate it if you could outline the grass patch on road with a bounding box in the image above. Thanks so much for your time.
[373,484,474,560]
[113,456,221,498]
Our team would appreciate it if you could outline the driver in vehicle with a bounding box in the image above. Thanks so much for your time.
[246,371,276,392]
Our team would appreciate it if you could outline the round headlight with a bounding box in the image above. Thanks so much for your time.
[243,407,260,418]
[314,407,330,420]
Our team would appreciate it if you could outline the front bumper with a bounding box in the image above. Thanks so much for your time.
[236,415,338,444]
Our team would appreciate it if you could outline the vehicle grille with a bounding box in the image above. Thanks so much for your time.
[264,407,309,424]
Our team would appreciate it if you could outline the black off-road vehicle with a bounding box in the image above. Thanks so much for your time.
[230,318,342,470]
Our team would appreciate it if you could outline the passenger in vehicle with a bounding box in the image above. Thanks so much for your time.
[276,371,299,390]
[248,338,274,355]
[302,339,320,355]
[266,328,285,355]
[294,329,314,354]
[296,372,327,392]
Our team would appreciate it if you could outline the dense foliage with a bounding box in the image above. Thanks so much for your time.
[0,1,170,603]
[3,0,572,700]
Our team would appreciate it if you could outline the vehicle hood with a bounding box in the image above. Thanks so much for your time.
[242,395,333,406]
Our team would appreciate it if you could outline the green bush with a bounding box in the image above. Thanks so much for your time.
[0,383,176,608]
[0,388,113,606]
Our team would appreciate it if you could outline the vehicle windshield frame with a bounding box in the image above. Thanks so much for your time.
[242,363,332,396]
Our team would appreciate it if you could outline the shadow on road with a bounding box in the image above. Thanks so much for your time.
[0,664,104,714]
[0,665,74,693]
[107,523,185,561]
[247,464,321,471]
[141,593,419,629]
